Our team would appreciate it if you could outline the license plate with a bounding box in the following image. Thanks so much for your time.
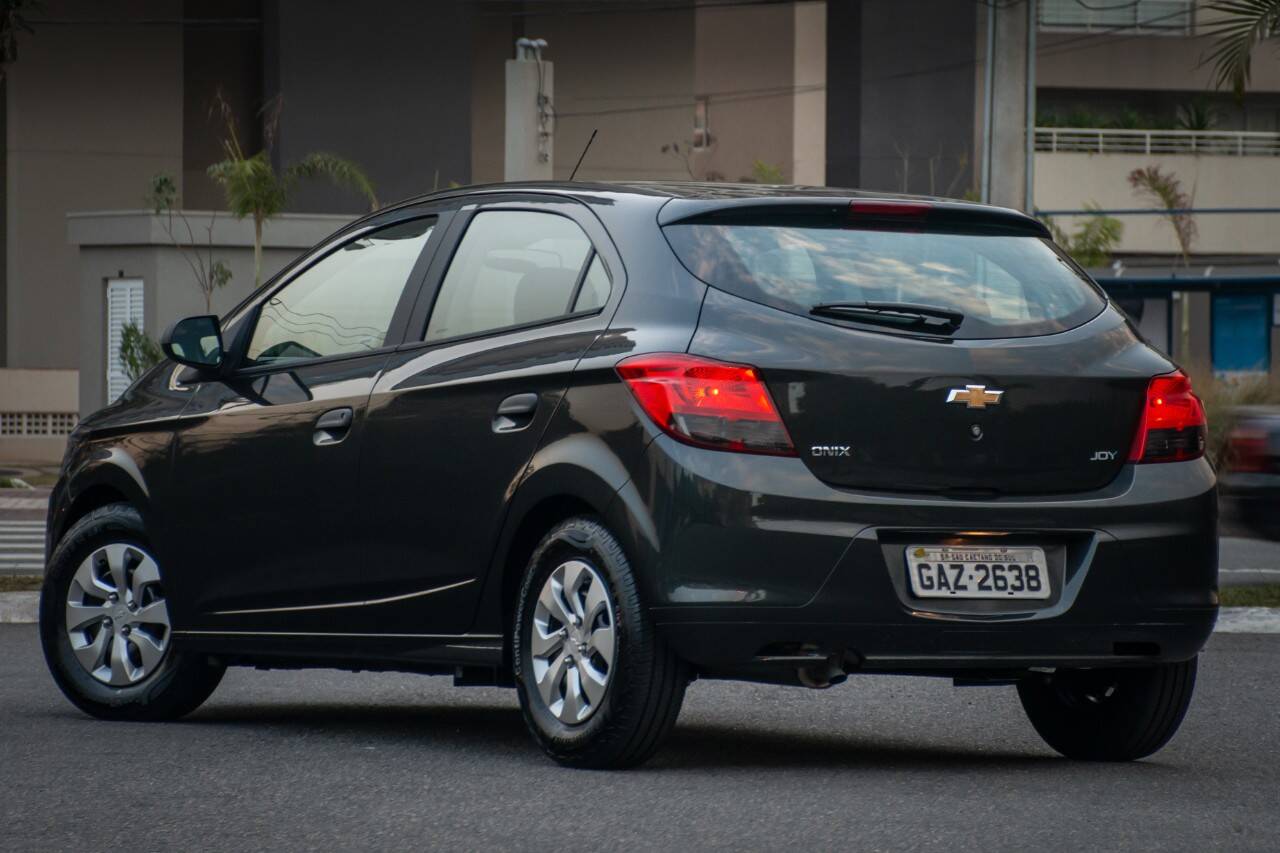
[905,545,1050,600]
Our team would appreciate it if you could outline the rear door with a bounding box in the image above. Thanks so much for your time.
[349,196,624,635]
[168,212,446,631]
[669,202,1169,496]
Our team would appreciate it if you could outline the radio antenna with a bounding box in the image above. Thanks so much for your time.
[569,129,598,181]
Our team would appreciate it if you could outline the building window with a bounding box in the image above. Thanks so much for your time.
[1038,0,1193,34]
[106,278,145,402]
[693,97,711,150]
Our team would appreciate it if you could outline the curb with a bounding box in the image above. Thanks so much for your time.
[0,592,39,624]
[1214,606,1280,634]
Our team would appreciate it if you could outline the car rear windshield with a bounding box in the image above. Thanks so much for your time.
[663,223,1106,339]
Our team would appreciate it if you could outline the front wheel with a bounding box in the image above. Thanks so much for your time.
[39,503,225,721]
[1017,658,1197,761]
[513,517,688,769]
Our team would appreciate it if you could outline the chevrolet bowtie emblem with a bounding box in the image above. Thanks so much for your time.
[946,384,1004,409]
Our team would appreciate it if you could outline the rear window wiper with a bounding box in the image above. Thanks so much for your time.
[809,302,964,334]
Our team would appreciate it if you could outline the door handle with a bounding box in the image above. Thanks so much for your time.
[493,393,539,433]
[314,407,354,446]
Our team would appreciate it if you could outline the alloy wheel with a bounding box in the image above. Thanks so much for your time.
[529,559,617,725]
[64,543,171,686]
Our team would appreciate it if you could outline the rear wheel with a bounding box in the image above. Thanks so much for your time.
[513,517,687,769]
[1017,658,1197,761]
[40,503,224,721]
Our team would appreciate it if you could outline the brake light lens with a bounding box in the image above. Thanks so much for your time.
[616,354,796,456]
[849,200,931,218]
[1128,371,1207,463]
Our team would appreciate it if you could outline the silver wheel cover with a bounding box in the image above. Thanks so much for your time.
[64,543,172,686]
[529,559,617,725]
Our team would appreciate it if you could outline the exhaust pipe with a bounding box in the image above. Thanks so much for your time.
[797,654,850,689]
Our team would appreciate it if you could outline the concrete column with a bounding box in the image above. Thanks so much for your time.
[826,1,977,196]
[982,0,1030,210]
[505,40,554,182]
[1172,291,1212,375]
[792,2,826,186]
[1271,296,1280,376]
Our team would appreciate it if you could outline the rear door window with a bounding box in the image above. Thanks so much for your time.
[663,223,1105,339]
[426,210,608,342]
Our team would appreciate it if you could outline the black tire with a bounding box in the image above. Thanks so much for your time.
[39,503,225,721]
[1017,658,1197,761]
[513,517,688,769]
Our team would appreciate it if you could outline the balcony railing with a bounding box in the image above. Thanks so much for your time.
[1035,127,1280,157]
[1037,0,1194,35]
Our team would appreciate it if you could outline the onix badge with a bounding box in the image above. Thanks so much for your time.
[946,384,1004,409]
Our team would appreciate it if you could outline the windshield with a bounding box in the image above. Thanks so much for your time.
[663,223,1106,339]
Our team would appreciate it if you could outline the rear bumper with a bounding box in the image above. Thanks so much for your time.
[616,435,1218,673]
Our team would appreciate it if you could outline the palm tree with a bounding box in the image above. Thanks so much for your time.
[207,93,378,288]
[1205,1,1280,97]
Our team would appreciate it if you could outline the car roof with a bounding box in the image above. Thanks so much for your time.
[372,180,1048,238]
[391,179,951,204]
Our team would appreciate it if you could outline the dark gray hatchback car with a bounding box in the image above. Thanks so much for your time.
[41,183,1216,768]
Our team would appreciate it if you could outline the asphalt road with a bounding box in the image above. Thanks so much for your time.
[1,626,1277,852]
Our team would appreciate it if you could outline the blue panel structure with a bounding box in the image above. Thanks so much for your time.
[1213,293,1270,373]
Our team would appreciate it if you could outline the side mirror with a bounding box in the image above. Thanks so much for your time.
[161,315,224,371]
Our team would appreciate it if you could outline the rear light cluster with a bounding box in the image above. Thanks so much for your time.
[1128,371,1207,464]
[616,354,796,456]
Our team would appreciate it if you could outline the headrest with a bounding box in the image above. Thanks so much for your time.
[514,267,577,325]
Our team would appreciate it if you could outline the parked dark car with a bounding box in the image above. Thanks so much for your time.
[1220,405,1280,539]
[40,183,1216,768]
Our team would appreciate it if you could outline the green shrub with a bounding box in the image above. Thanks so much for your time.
[120,322,163,382]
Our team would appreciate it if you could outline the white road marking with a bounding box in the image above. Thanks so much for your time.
[0,521,45,572]
[0,497,47,510]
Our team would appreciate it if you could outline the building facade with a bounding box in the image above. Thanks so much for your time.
[1,0,1278,457]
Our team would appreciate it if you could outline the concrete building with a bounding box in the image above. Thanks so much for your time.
[1034,0,1280,377]
[2,0,1278,460]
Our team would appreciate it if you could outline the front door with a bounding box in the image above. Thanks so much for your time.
[163,214,442,633]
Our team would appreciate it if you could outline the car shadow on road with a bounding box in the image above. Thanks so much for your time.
[657,723,1063,772]
[185,700,545,760]
[175,700,1187,775]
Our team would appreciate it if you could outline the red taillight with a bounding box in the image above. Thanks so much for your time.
[615,353,796,456]
[1128,371,1207,463]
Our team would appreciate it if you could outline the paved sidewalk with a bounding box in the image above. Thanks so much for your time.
[0,487,50,523]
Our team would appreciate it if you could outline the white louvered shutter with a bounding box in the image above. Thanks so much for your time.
[106,278,145,402]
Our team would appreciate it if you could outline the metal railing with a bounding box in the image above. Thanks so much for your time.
[1035,127,1280,157]
[1037,0,1194,35]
